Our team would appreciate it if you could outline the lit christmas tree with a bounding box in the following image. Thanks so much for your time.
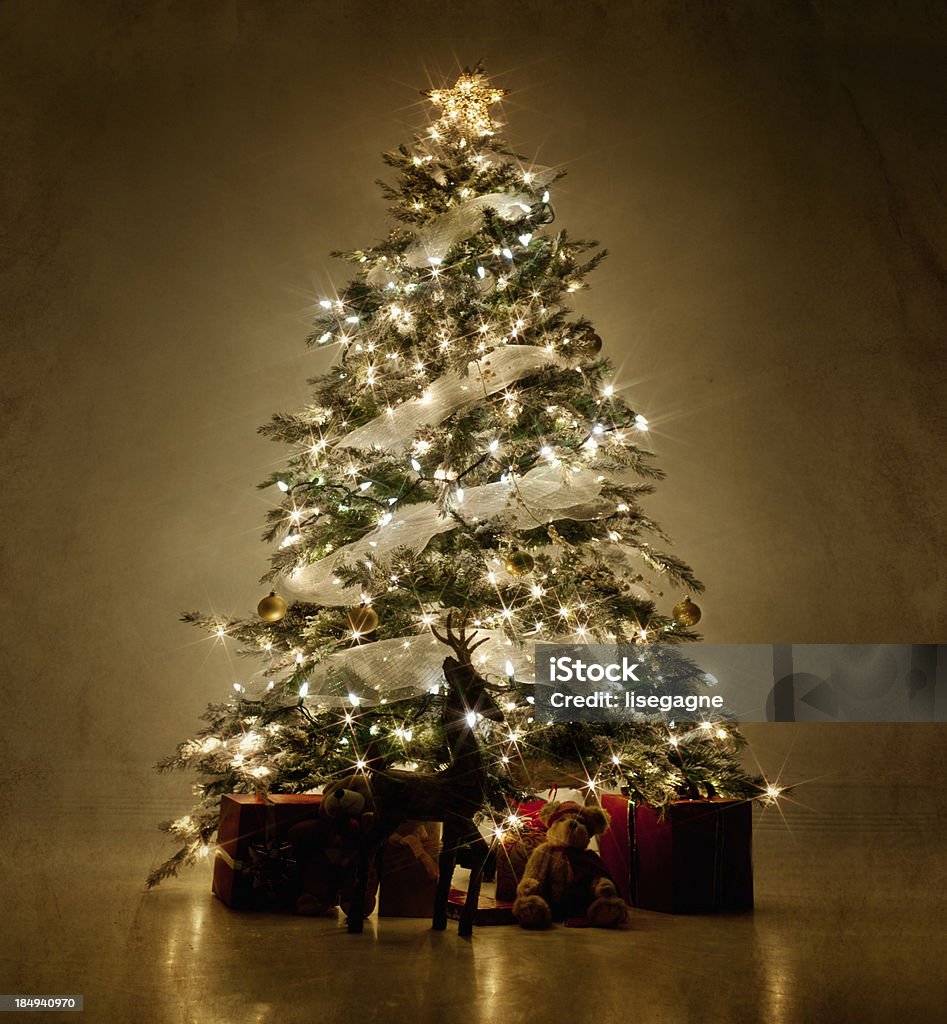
[149,66,771,888]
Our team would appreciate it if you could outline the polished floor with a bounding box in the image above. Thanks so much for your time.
[4,773,945,1024]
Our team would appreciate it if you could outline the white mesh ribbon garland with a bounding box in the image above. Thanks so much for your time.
[403,192,534,267]
[337,345,564,453]
[300,629,540,704]
[281,463,618,605]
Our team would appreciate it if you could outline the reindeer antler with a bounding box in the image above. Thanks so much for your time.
[430,609,490,664]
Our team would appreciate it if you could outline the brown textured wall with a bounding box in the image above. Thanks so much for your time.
[1,1,945,804]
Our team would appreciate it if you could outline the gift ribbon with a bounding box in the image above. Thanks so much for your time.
[627,800,639,907]
[215,847,246,872]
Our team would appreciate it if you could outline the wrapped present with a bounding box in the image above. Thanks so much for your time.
[599,793,753,914]
[447,887,516,926]
[495,800,548,902]
[378,821,441,917]
[212,793,321,910]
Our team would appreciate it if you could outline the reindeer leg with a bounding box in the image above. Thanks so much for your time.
[346,841,373,934]
[432,824,458,931]
[459,823,489,939]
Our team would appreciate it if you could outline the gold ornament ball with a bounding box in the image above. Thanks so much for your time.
[504,550,535,576]
[672,596,702,627]
[579,330,603,355]
[347,606,379,635]
[257,591,288,622]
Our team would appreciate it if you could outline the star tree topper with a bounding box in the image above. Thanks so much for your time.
[422,65,509,142]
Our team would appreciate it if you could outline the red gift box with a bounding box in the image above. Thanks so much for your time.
[378,821,442,918]
[213,793,321,910]
[599,793,753,914]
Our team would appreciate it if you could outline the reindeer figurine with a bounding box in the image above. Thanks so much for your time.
[346,612,504,938]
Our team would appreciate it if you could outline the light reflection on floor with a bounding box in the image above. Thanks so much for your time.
[4,782,945,1024]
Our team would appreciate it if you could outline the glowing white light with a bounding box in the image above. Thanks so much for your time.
[319,299,332,309]
[465,711,478,728]
[635,414,649,431]
[505,660,515,678]
[299,682,309,698]
[277,480,290,492]
[348,693,361,707]
[502,247,513,259]
[477,266,486,279]
[410,458,422,472]
[518,233,532,245]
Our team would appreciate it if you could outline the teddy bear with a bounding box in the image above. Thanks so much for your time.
[288,776,378,917]
[512,800,629,929]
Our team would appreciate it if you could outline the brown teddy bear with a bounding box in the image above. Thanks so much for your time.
[512,801,629,929]
[288,776,377,917]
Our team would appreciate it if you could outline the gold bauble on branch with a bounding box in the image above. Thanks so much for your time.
[576,329,603,356]
[347,605,379,635]
[257,591,288,622]
[503,550,535,577]
[672,596,702,627]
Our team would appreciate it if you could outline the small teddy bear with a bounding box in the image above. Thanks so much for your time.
[512,800,628,929]
[288,776,377,917]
